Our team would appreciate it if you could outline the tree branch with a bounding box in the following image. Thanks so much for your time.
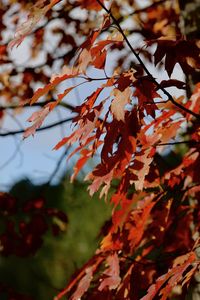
[96,0,200,120]
[157,140,200,146]
[0,101,75,111]
[46,148,69,185]
[0,117,73,137]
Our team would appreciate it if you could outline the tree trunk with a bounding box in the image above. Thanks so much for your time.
[179,0,200,97]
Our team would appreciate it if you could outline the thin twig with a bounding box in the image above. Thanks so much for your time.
[157,140,200,146]
[0,101,75,111]
[0,117,73,137]
[0,140,23,170]
[47,148,69,184]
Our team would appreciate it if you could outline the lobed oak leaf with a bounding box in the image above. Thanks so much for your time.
[91,49,107,69]
[111,194,135,230]
[77,31,123,73]
[53,134,75,151]
[85,169,114,198]
[134,79,159,118]
[29,73,77,105]
[151,38,200,77]
[126,194,155,250]
[73,87,103,118]
[130,149,153,191]
[111,87,132,121]
[71,153,91,183]
[55,120,95,149]
[116,71,135,91]
[70,141,101,182]
[78,48,93,74]
[156,120,183,144]
[23,106,50,138]
[98,253,121,291]
[47,86,76,111]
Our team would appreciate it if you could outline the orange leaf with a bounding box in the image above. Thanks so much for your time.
[23,106,50,138]
[30,73,77,105]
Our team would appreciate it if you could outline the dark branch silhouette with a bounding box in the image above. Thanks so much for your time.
[0,117,73,137]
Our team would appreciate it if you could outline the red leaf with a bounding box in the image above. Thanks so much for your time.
[29,72,77,105]
[98,253,121,291]
[23,106,50,138]
[71,267,93,300]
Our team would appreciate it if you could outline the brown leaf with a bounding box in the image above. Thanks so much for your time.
[111,87,132,121]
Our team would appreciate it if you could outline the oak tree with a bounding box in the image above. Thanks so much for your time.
[1,0,200,299]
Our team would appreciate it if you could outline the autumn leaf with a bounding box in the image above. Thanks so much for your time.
[78,48,93,73]
[98,253,121,291]
[29,72,78,105]
[141,252,197,300]
[126,194,155,250]
[71,267,93,300]
[111,87,132,121]
[8,0,61,49]
[149,38,200,77]
[130,148,154,191]
[23,106,50,138]
[85,168,114,199]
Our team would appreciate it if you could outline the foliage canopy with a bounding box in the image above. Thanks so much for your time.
[0,0,200,299]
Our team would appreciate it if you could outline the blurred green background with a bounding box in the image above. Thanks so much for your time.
[0,178,111,299]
